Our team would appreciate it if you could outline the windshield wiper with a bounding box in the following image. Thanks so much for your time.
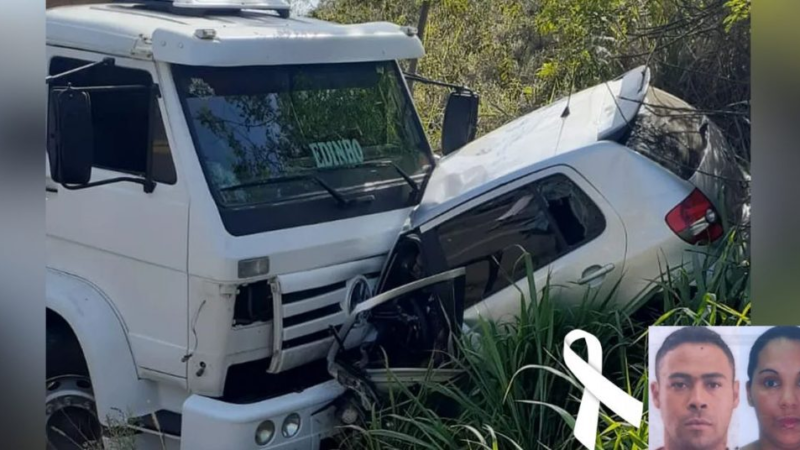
[319,160,421,197]
[219,160,421,208]
[372,161,421,196]
[219,173,371,208]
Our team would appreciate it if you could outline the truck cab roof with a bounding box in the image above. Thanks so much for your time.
[46,3,425,66]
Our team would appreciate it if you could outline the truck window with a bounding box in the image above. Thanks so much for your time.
[172,61,430,207]
[433,174,605,309]
[48,56,177,184]
[168,60,434,236]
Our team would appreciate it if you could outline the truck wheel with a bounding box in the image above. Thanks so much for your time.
[46,324,103,450]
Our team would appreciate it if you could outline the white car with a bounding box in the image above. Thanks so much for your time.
[371,66,743,326]
[329,65,747,418]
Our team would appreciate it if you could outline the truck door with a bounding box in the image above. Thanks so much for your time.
[45,50,190,379]
[419,165,627,324]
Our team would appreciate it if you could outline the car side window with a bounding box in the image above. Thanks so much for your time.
[538,174,605,247]
[433,174,605,309]
[47,56,177,184]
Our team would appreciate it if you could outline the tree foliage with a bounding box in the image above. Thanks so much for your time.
[312,0,750,160]
[724,0,751,32]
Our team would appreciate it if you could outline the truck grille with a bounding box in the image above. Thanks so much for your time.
[267,257,383,373]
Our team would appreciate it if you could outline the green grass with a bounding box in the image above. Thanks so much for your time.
[332,227,750,450]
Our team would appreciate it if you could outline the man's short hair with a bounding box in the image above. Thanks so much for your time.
[655,327,735,380]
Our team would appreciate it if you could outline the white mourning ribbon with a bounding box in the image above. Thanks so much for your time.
[564,329,643,450]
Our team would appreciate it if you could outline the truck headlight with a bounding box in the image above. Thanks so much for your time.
[281,413,301,438]
[238,256,270,279]
[255,420,275,446]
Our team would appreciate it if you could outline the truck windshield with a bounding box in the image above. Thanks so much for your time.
[172,61,432,209]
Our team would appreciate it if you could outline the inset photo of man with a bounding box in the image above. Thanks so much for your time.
[649,327,744,450]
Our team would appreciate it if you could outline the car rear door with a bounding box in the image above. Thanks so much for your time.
[418,165,627,324]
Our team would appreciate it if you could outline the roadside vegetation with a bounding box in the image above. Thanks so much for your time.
[331,227,750,450]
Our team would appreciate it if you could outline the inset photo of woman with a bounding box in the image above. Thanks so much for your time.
[741,326,800,450]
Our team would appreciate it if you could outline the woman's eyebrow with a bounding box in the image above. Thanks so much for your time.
[758,368,779,375]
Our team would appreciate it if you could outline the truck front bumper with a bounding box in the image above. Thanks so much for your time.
[180,380,345,450]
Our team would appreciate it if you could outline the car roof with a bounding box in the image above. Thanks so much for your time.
[46,3,425,66]
[412,66,651,228]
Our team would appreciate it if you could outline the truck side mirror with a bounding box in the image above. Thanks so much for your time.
[48,88,94,185]
[441,90,479,156]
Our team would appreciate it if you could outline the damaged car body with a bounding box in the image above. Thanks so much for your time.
[385,65,748,316]
[328,268,466,415]
[327,65,749,412]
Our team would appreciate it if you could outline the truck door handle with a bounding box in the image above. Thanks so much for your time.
[577,263,615,285]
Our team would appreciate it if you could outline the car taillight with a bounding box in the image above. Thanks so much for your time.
[665,189,724,245]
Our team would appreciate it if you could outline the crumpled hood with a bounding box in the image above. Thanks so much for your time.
[412,66,651,228]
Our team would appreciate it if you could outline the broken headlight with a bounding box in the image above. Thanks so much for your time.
[234,280,274,326]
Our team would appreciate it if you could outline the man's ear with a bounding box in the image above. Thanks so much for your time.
[651,381,661,409]
[733,380,740,408]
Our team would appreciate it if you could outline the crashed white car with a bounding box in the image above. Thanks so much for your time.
[377,65,746,323]
[327,64,748,416]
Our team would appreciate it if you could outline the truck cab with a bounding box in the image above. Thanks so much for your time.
[44,1,469,448]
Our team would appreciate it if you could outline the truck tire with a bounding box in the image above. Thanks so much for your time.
[46,321,103,450]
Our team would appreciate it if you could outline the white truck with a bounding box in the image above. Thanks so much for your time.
[45,1,479,449]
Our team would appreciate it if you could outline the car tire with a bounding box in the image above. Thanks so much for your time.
[46,325,103,450]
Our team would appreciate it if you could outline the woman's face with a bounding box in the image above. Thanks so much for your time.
[748,338,800,449]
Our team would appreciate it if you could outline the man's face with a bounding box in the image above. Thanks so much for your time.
[651,343,740,450]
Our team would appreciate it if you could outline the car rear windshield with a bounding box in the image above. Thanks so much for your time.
[172,61,431,208]
[622,87,707,180]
